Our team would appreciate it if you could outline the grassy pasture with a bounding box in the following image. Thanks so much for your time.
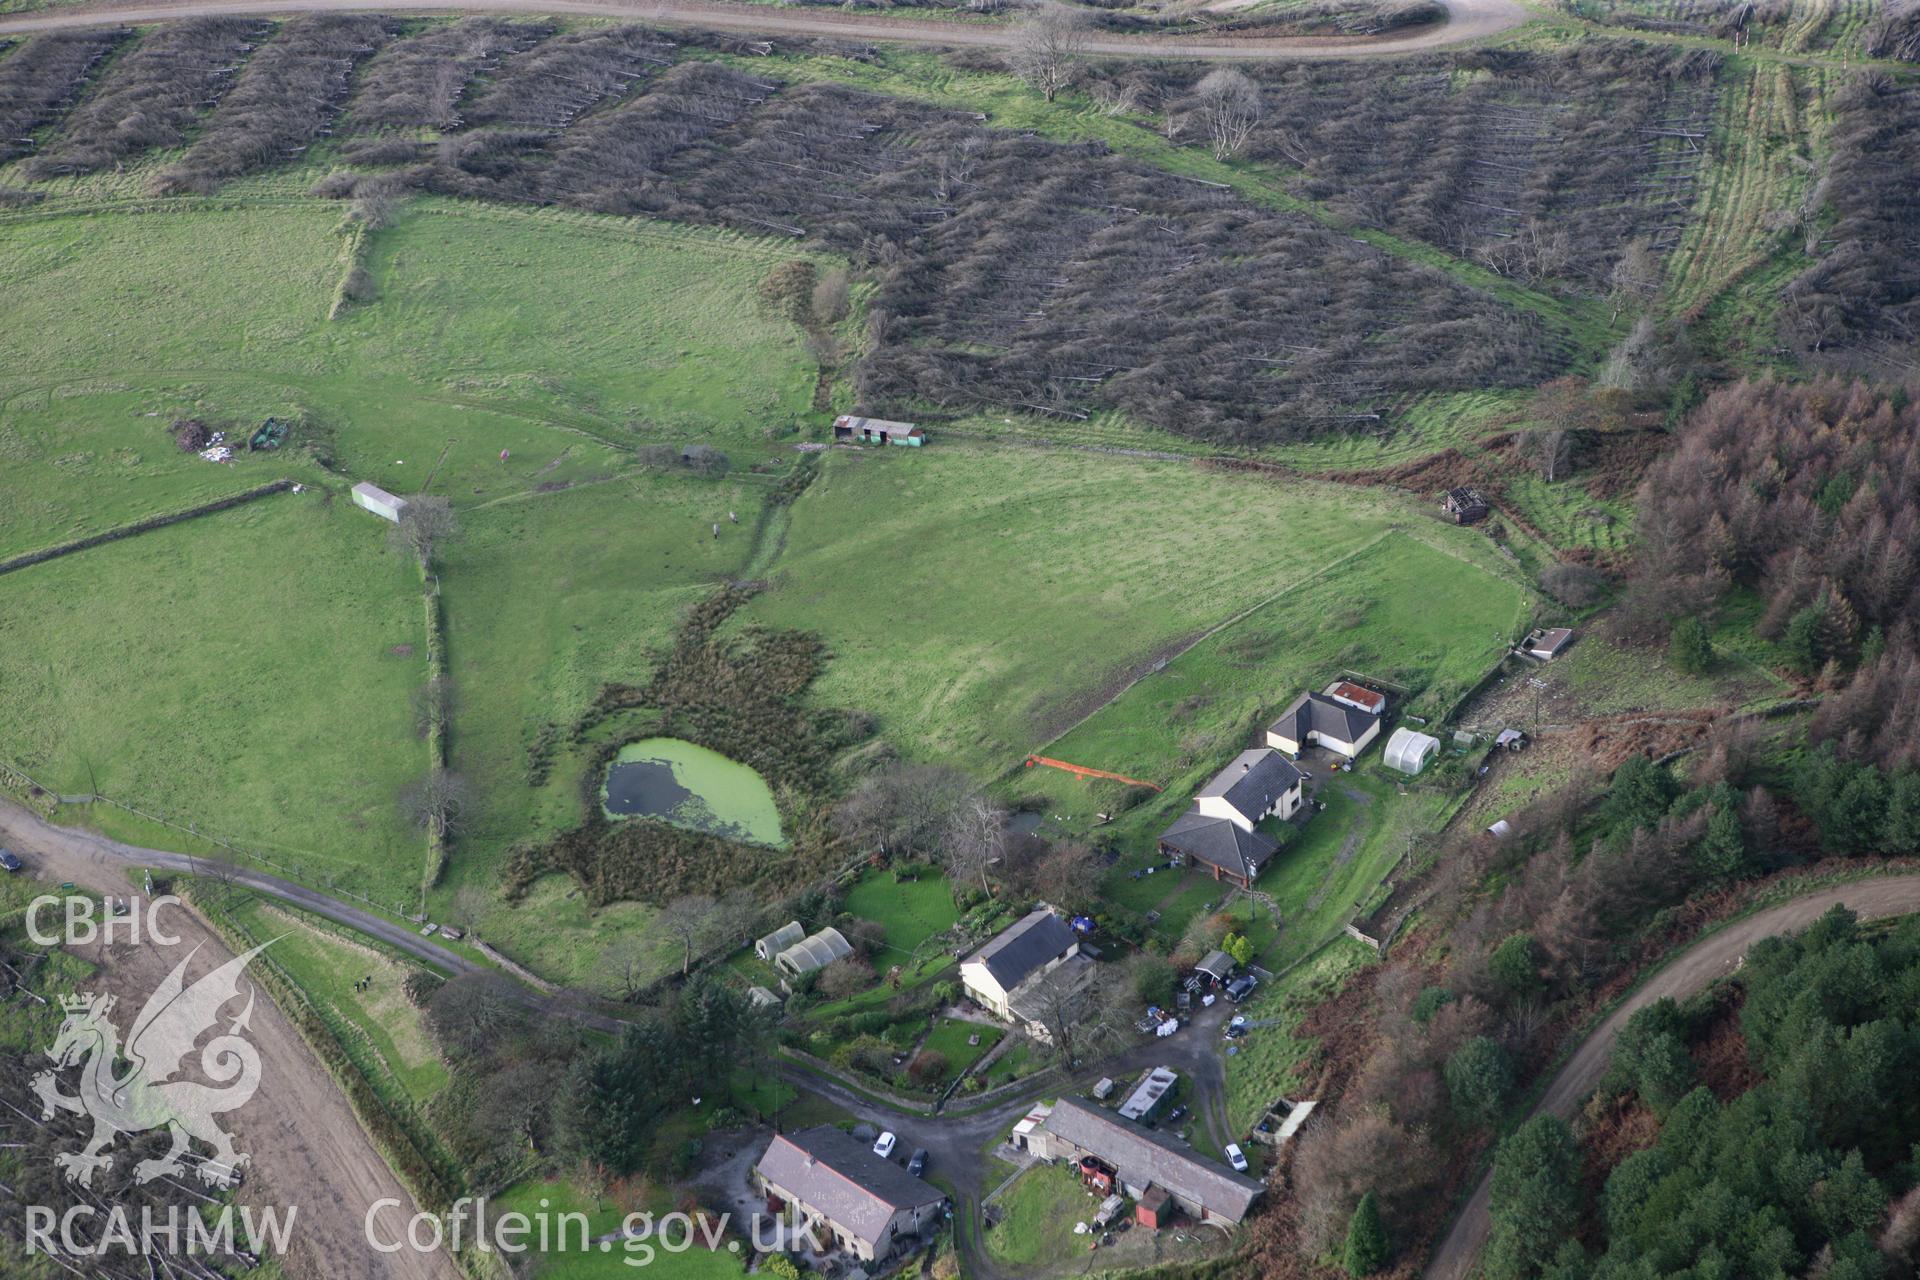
[226,896,450,1107]
[0,494,429,898]
[1014,528,1533,848]
[0,198,821,915]
[736,445,1517,777]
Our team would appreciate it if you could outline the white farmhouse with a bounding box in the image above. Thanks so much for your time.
[1193,748,1305,832]
[961,907,1092,1041]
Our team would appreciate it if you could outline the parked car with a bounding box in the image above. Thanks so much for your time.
[908,1149,928,1178]
[1166,1105,1188,1123]
[0,848,21,873]
[873,1131,898,1160]
[1225,975,1258,1003]
[1225,1143,1249,1174]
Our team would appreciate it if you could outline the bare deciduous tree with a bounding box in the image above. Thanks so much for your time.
[449,884,489,939]
[1194,68,1263,162]
[401,767,472,841]
[941,795,1005,899]
[833,763,975,862]
[389,495,459,570]
[662,893,726,977]
[1534,428,1573,484]
[1008,5,1087,104]
[601,937,653,1002]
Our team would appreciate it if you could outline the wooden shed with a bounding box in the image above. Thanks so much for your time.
[1443,486,1490,525]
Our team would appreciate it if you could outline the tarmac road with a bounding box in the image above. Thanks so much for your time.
[0,797,627,1031]
[0,0,1531,58]
[1422,873,1920,1280]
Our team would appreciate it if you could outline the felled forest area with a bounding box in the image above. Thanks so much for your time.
[1565,0,1920,61]
[341,47,1554,439]
[1780,75,1920,371]
[342,17,550,132]
[153,15,399,193]
[1112,44,1720,289]
[0,28,128,167]
[19,20,268,179]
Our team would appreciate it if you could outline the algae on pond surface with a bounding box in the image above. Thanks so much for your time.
[602,737,785,846]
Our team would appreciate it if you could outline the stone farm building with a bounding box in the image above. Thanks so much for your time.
[1026,1099,1264,1228]
[1267,689,1382,759]
[754,1127,947,1262]
[1157,748,1304,889]
[960,907,1093,1043]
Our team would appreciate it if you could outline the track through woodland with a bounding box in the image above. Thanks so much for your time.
[1423,873,1920,1280]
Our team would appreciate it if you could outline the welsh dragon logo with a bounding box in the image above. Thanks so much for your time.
[31,941,274,1189]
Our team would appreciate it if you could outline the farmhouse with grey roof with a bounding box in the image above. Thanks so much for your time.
[961,907,1092,1042]
[754,1127,947,1261]
[1194,748,1305,832]
[1027,1098,1264,1226]
[1266,690,1382,759]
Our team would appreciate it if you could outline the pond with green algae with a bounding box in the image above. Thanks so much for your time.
[601,737,785,846]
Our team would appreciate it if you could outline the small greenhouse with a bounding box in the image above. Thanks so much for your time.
[1383,727,1442,775]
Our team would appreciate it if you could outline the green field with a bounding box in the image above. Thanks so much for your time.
[737,446,1531,779]
[843,868,962,960]
[0,495,429,897]
[225,896,450,1106]
[1015,528,1532,849]
[0,197,823,917]
[485,1177,748,1280]
[984,1163,1105,1269]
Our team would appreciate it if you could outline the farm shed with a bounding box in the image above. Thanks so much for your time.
[1443,487,1490,524]
[833,415,926,446]
[1383,727,1441,775]
[1523,627,1575,660]
[1323,681,1387,716]
[350,481,409,523]
[755,920,806,962]
[1193,950,1236,986]
[1117,1067,1179,1123]
[1028,1098,1263,1227]
[775,926,854,977]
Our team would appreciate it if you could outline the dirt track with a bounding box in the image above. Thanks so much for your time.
[1422,873,1920,1280]
[0,811,461,1279]
[0,0,1529,57]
